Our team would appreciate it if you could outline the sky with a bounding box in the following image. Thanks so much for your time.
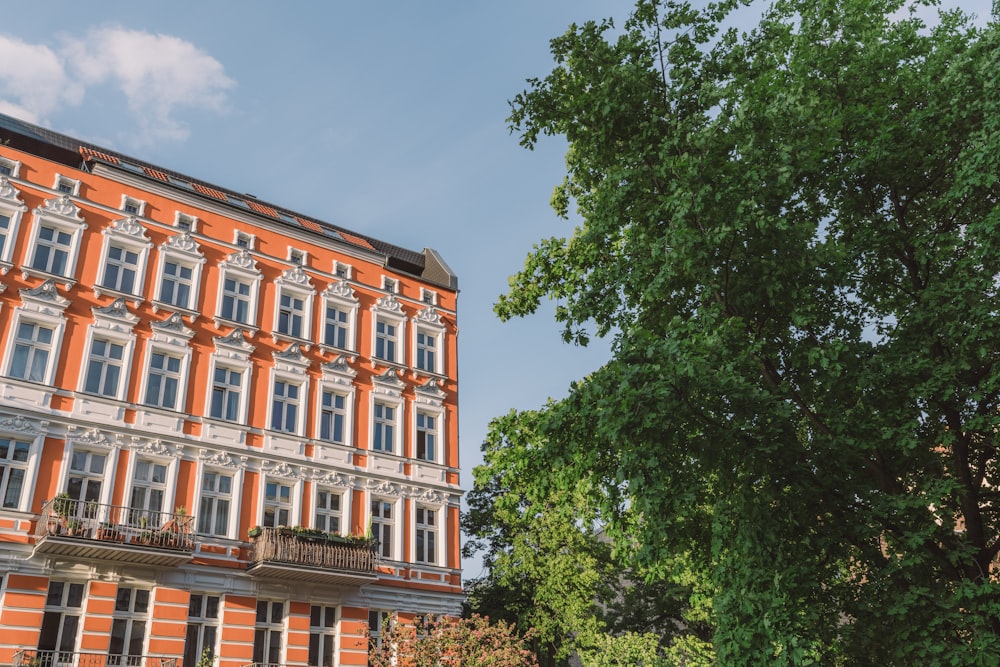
[0,1,993,579]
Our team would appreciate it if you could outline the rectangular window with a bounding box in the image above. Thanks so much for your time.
[374,320,396,362]
[67,449,106,505]
[263,481,292,527]
[371,499,393,559]
[271,380,300,433]
[9,321,54,382]
[129,459,167,526]
[277,293,305,338]
[416,330,438,372]
[314,489,341,534]
[31,225,73,275]
[319,391,346,444]
[145,352,182,410]
[0,211,11,257]
[37,581,85,660]
[415,506,437,564]
[373,402,395,453]
[220,277,251,324]
[184,594,220,667]
[0,438,30,509]
[323,305,349,349]
[84,338,125,398]
[176,214,195,231]
[253,601,285,666]
[197,471,232,537]
[416,412,436,462]
[309,606,337,667]
[108,587,150,667]
[122,198,142,215]
[160,261,194,308]
[0,160,13,176]
[56,178,76,194]
[210,367,242,422]
[102,245,140,294]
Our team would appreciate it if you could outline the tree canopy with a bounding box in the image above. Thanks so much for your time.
[479,0,1000,663]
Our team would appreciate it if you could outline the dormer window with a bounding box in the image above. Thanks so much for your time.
[121,196,145,216]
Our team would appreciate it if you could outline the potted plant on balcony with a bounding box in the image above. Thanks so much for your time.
[46,492,73,535]
[65,518,85,537]
[248,526,262,538]
[97,522,123,541]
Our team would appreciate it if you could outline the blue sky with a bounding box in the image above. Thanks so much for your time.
[1,1,992,578]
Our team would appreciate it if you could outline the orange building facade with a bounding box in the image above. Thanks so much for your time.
[0,114,463,667]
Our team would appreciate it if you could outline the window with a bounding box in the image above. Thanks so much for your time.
[175,214,195,231]
[215,248,261,328]
[319,391,347,444]
[416,412,437,462]
[8,321,55,382]
[253,601,285,667]
[289,248,306,266]
[368,610,390,656]
[121,196,145,216]
[83,338,125,398]
[314,489,341,534]
[210,367,242,422]
[67,449,106,505]
[333,262,351,279]
[197,470,232,536]
[374,320,397,362]
[129,459,167,526]
[271,380,301,434]
[0,438,30,509]
[421,289,437,305]
[0,157,19,177]
[415,506,438,565]
[235,231,253,249]
[0,178,26,267]
[37,581,85,659]
[101,244,141,294]
[415,329,438,373]
[263,480,292,527]
[144,351,183,410]
[277,293,305,338]
[382,277,397,293]
[372,402,396,453]
[160,261,195,308]
[323,305,350,349]
[31,224,73,275]
[184,594,220,667]
[220,277,252,324]
[55,176,78,195]
[371,498,394,559]
[109,587,150,667]
[309,606,337,667]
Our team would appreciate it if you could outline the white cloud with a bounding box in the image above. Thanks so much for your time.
[0,27,234,146]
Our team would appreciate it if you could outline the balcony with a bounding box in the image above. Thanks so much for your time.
[246,526,379,586]
[33,497,195,567]
[13,650,176,667]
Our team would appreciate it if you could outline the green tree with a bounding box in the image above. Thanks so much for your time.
[494,0,1000,663]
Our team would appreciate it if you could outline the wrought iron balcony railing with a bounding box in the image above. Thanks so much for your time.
[13,650,177,667]
[246,526,379,585]
[33,497,195,565]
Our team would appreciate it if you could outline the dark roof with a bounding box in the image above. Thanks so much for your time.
[0,113,453,288]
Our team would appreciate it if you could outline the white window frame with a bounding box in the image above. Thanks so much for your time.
[22,195,87,285]
[272,266,314,345]
[0,419,42,512]
[372,399,400,454]
[269,377,304,435]
[95,216,152,301]
[318,388,350,446]
[53,174,80,196]
[120,195,146,217]
[205,331,254,424]
[0,157,21,178]
[420,288,437,306]
[381,276,398,293]
[288,247,307,266]
[370,496,397,560]
[65,446,112,508]
[414,504,440,565]
[78,299,139,402]
[196,467,236,538]
[309,605,338,667]
[414,408,442,463]
[214,249,261,330]
[3,281,69,386]
[184,594,220,667]
[0,176,27,273]
[260,474,301,528]
[126,457,171,527]
[370,370,404,455]
[253,600,286,666]
[371,297,406,366]
[314,487,344,534]
[320,280,358,353]
[315,357,357,447]
[153,232,205,317]
[174,212,198,232]
[140,313,195,413]
[234,230,255,250]
[38,581,85,655]
[0,438,32,510]
[333,261,352,279]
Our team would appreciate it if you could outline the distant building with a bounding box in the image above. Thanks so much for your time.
[0,113,462,667]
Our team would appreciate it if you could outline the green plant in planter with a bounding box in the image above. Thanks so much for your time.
[248,526,262,538]
[52,492,73,518]
[195,647,214,667]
